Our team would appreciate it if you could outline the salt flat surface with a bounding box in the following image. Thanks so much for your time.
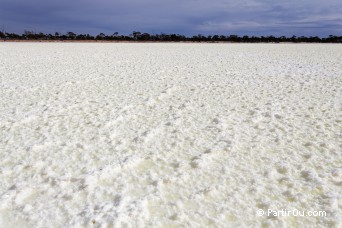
[0,43,341,227]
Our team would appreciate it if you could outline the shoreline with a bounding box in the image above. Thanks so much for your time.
[0,39,335,44]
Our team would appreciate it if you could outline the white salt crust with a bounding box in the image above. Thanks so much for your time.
[0,43,341,227]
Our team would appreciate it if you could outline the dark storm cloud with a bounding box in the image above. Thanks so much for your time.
[0,0,341,36]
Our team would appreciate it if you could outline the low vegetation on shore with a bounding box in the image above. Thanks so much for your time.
[0,31,341,43]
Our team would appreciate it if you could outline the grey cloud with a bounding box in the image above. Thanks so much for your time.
[0,0,341,36]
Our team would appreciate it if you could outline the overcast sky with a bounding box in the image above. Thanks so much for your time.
[0,0,341,36]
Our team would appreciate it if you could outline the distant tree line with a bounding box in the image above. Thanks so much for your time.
[0,30,341,43]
